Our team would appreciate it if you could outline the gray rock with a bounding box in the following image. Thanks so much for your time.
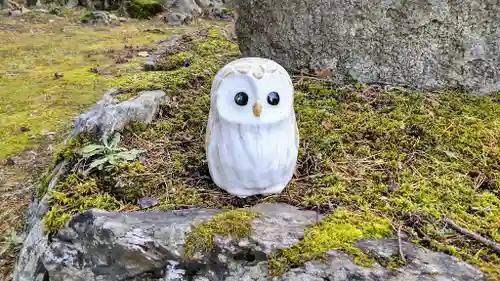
[81,10,120,25]
[160,0,232,23]
[71,89,167,141]
[276,239,488,281]
[43,208,222,281]
[14,87,167,281]
[16,202,488,281]
[8,8,29,17]
[12,221,48,281]
[40,203,320,281]
[162,11,193,26]
[234,0,500,94]
[245,203,323,254]
[13,162,68,281]
[138,196,161,209]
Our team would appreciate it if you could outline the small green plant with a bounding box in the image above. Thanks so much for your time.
[80,132,145,173]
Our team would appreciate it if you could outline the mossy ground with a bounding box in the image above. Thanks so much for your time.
[2,8,500,281]
[42,21,500,279]
[0,10,231,280]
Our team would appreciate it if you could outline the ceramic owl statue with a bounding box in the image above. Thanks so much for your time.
[205,57,299,197]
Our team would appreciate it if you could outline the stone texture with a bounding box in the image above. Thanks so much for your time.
[71,89,167,141]
[42,208,222,281]
[155,0,233,25]
[40,203,320,281]
[13,162,68,281]
[81,10,122,25]
[234,0,500,94]
[276,239,488,281]
[25,203,487,281]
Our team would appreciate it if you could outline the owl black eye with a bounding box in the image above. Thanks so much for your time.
[267,91,280,105]
[234,92,248,106]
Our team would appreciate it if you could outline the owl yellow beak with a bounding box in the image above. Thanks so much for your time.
[252,102,262,117]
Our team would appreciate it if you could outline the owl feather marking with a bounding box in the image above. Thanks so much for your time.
[266,62,278,73]
[252,65,265,79]
[222,70,235,78]
[235,64,251,74]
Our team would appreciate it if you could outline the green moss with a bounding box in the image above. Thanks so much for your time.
[0,14,169,159]
[183,209,260,259]
[195,28,239,57]
[385,254,407,270]
[42,174,120,235]
[220,7,233,15]
[161,52,194,71]
[125,0,163,20]
[104,161,149,202]
[116,92,138,102]
[125,121,148,133]
[268,210,392,276]
[36,170,53,200]
[43,206,72,234]
[292,86,500,278]
[38,24,239,235]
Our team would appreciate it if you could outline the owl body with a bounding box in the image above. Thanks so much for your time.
[205,57,299,197]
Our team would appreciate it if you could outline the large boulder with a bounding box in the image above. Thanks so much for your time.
[234,0,500,94]
[27,203,487,281]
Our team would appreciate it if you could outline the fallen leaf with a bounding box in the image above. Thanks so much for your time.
[316,68,330,78]
[388,182,399,192]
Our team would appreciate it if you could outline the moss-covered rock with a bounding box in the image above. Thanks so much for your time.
[125,0,163,20]
[268,209,393,276]
[183,209,260,259]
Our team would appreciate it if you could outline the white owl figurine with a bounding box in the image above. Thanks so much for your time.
[205,57,299,197]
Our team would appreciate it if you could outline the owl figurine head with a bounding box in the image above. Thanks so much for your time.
[210,57,295,125]
[205,57,299,198]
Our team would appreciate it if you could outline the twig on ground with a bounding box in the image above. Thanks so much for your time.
[397,225,406,263]
[373,211,407,264]
[445,218,500,255]
[292,173,324,182]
